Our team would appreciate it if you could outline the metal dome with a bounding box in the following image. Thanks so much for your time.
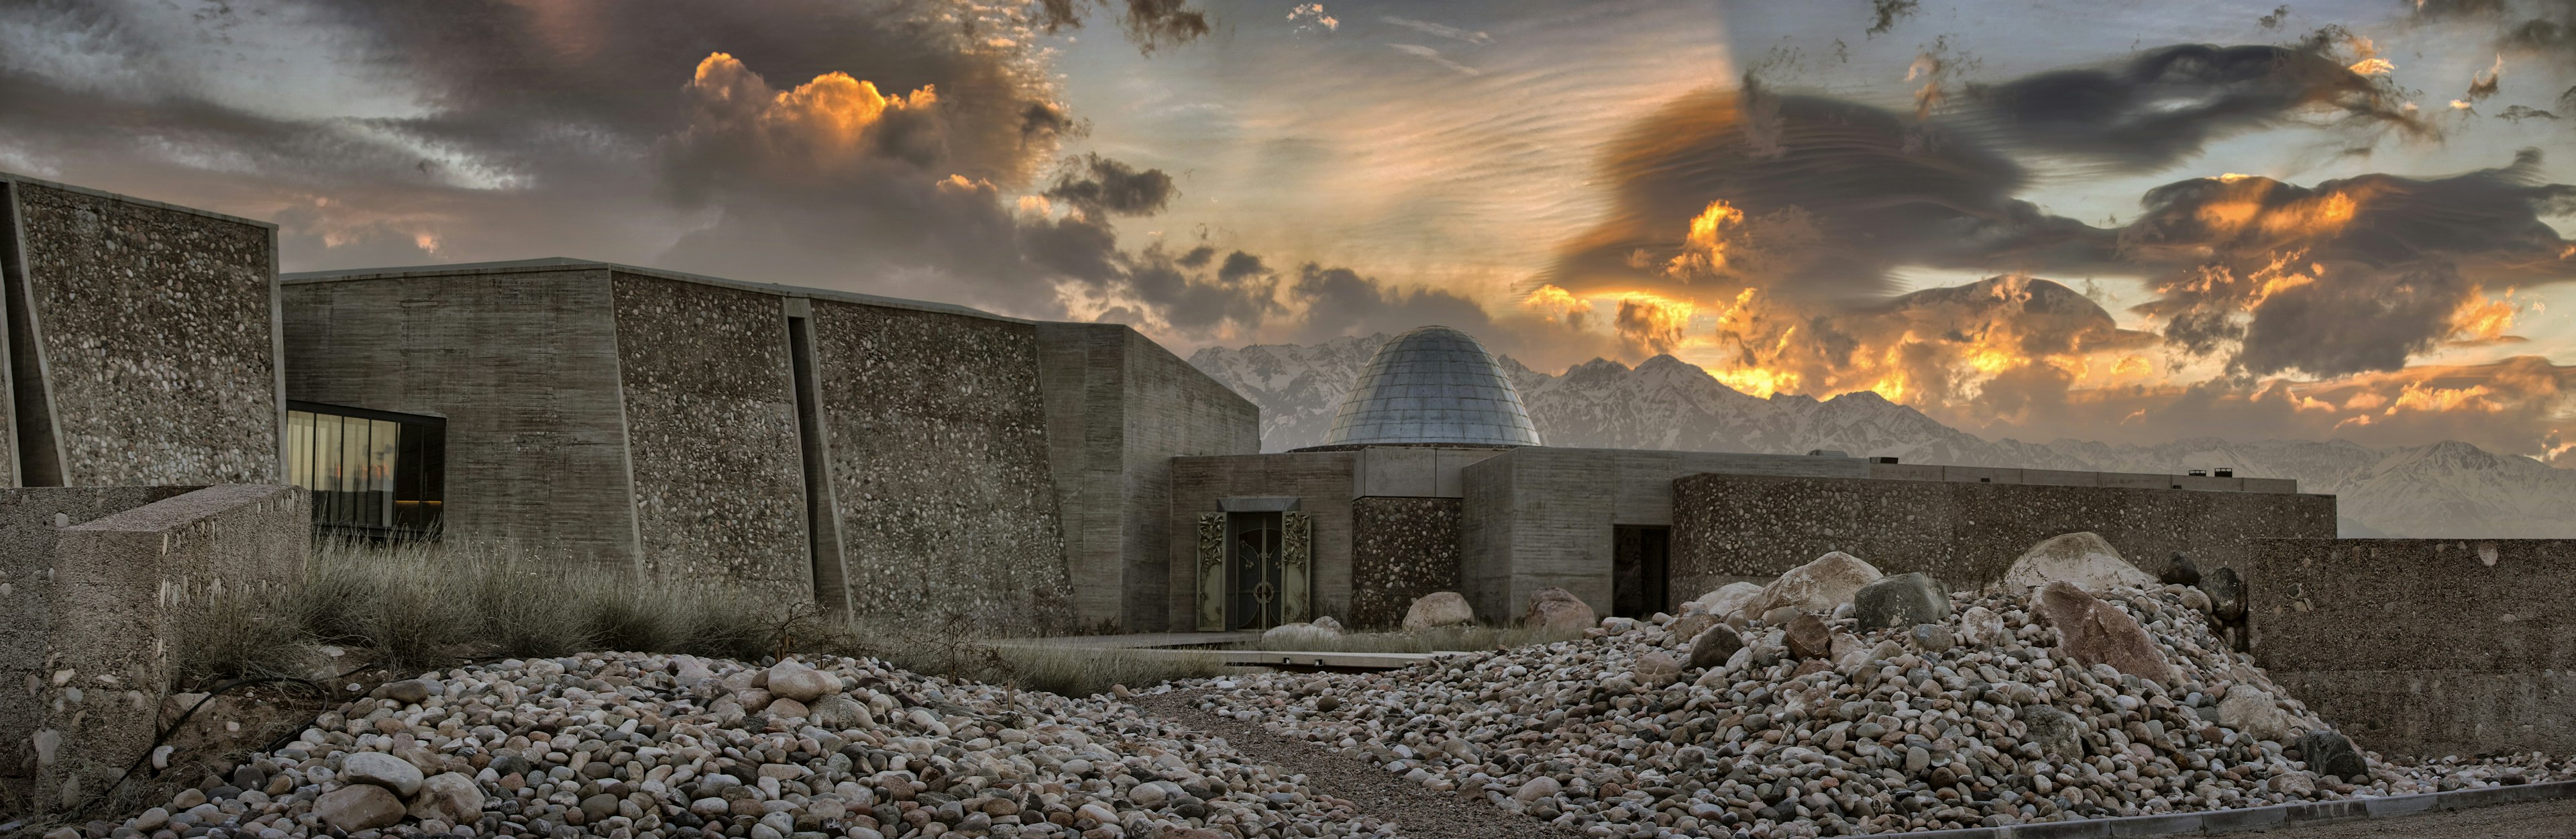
[1320,326,1542,447]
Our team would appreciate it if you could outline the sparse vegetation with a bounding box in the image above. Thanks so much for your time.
[1238,623,1582,654]
[170,538,1222,699]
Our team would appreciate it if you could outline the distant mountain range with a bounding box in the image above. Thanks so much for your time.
[1187,334,2576,538]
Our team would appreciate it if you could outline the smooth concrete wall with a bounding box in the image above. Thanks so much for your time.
[1037,323,1258,632]
[810,300,1077,634]
[610,274,810,599]
[2244,538,2576,758]
[1867,462,2300,493]
[1350,446,1505,498]
[5,175,282,486]
[9,485,307,813]
[282,268,643,570]
[1168,452,1356,629]
[1670,475,2335,597]
[1459,448,1871,623]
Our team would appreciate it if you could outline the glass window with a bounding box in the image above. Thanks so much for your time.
[288,403,446,540]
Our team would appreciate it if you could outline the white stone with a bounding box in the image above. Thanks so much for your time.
[1263,622,1342,646]
[341,750,425,797]
[1691,582,1766,621]
[2003,532,2159,593]
[765,662,839,703]
[1752,552,1883,615]
[1401,592,1475,632]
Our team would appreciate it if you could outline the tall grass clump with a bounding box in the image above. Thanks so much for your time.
[171,536,1229,699]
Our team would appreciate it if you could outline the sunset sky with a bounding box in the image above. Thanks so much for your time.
[3,0,2571,462]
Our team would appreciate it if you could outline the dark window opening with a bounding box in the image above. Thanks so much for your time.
[1612,525,1670,619]
[786,313,847,610]
[288,401,444,540]
[1226,511,1285,631]
[0,182,61,487]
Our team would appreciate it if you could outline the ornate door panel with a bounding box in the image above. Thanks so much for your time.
[1195,513,1226,631]
[1281,511,1313,624]
[1226,511,1285,630]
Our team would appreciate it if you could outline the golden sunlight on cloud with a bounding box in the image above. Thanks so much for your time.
[685,52,937,167]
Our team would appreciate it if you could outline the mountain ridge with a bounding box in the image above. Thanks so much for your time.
[1185,336,2576,538]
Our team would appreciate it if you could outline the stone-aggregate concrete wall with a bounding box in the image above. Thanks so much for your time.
[1349,496,1462,630]
[612,275,810,599]
[1167,452,1356,630]
[2243,538,2576,758]
[1458,448,1874,624]
[1038,324,1260,632]
[2,485,307,813]
[0,485,199,803]
[810,301,1075,633]
[282,269,642,569]
[1670,474,2336,597]
[9,180,281,485]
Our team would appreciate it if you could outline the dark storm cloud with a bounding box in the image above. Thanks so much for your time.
[1283,264,1495,343]
[1042,154,1177,216]
[2118,150,2576,377]
[1033,0,1210,54]
[1543,81,2118,304]
[0,0,1291,335]
[1958,38,2430,172]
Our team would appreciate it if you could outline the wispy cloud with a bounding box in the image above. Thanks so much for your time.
[1388,44,1482,76]
[1382,15,1491,45]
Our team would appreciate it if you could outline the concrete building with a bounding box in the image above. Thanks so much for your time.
[282,258,1254,634]
[0,172,284,487]
[1172,326,2339,631]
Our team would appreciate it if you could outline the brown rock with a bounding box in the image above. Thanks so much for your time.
[1790,658,1833,679]
[2035,581,2178,685]
[1631,652,1684,688]
[315,784,406,832]
[1665,613,1719,647]
[1523,587,1597,632]
[1401,591,1476,632]
[1686,624,1744,670]
[1783,613,1833,660]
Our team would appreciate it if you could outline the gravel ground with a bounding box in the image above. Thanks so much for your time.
[1131,690,1582,839]
[2212,797,2576,838]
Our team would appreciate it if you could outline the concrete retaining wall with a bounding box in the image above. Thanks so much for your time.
[281,268,641,569]
[1458,448,1873,623]
[3,175,283,487]
[1038,324,1259,632]
[1670,474,2336,599]
[2243,538,2576,758]
[0,484,307,813]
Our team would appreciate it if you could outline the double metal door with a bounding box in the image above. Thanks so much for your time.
[1195,511,1311,631]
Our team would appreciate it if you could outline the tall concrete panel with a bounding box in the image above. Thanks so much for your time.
[3,175,281,486]
[810,301,1076,633]
[282,268,642,569]
[1037,323,1258,632]
[2245,538,2576,758]
[611,274,810,597]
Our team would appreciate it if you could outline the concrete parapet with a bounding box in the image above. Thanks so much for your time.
[2244,538,2576,758]
[0,484,307,813]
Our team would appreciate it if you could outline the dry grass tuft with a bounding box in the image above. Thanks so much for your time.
[1238,624,1582,654]
[170,538,1222,698]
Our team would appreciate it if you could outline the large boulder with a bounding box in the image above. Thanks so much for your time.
[1523,587,1597,632]
[409,772,485,823]
[1782,613,1833,660]
[2298,730,2369,782]
[765,661,841,703]
[2159,551,2202,586]
[2217,685,2302,742]
[2033,581,2179,686]
[1689,582,1766,620]
[2022,705,2083,759]
[1685,624,1744,670]
[1751,552,1883,615]
[316,784,406,832]
[341,751,425,797]
[1263,621,1342,646]
[1401,592,1475,632]
[1853,573,1950,631]
[2203,566,2247,623]
[2004,533,2159,592]
[1631,652,1684,688]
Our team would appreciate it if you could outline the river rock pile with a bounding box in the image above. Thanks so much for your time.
[86,655,1386,839]
[1189,550,2574,838]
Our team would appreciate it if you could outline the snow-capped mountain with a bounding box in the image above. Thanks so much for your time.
[1185,339,2576,538]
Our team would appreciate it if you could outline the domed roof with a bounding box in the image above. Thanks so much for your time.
[1320,326,1542,448]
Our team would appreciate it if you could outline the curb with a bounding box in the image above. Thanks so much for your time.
[1900,779,2576,837]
